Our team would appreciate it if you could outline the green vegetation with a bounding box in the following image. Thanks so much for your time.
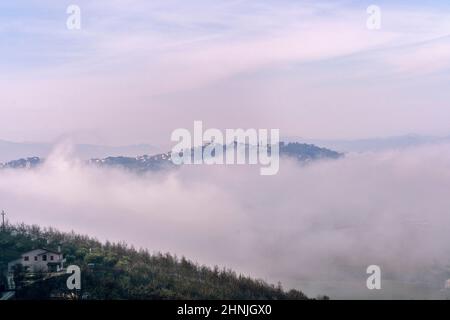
[0,223,310,300]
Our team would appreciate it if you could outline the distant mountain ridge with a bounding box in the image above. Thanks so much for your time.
[2,134,449,162]
[0,142,342,172]
[0,140,159,163]
[284,134,450,153]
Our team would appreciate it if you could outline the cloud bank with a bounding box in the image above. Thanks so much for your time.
[2,144,450,298]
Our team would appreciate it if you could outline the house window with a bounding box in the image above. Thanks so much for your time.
[24,256,29,261]
[42,255,47,261]
[50,256,54,261]
[34,256,38,261]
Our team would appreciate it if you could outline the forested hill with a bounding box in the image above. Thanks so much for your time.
[0,142,342,172]
[0,223,312,300]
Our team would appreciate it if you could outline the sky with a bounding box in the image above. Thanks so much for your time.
[1,0,450,146]
[2,1,450,299]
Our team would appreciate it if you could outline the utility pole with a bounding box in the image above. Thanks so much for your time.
[1,210,5,291]
[1,210,6,231]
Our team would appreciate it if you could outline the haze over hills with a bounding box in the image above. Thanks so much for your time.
[2,134,449,164]
[283,134,450,153]
[0,142,342,172]
[0,140,160,163]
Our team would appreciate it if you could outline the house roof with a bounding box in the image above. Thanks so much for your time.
[7,248,62,265]
[36,248,61,255]
[17,248,61,257]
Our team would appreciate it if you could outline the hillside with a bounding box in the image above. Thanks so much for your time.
[0,223,311,300]
[0,140,159,163]
[0,142,342,172]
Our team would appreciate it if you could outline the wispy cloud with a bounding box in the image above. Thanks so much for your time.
[1,1,450,144]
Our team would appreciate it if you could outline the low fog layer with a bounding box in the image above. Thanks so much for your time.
[1,145,450,299]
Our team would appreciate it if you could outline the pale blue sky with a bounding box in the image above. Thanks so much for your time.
[1,0,450,145]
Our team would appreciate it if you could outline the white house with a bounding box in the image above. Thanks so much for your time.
[8,248,64,274]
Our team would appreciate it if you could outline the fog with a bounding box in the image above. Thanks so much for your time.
[2,144,450,299]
